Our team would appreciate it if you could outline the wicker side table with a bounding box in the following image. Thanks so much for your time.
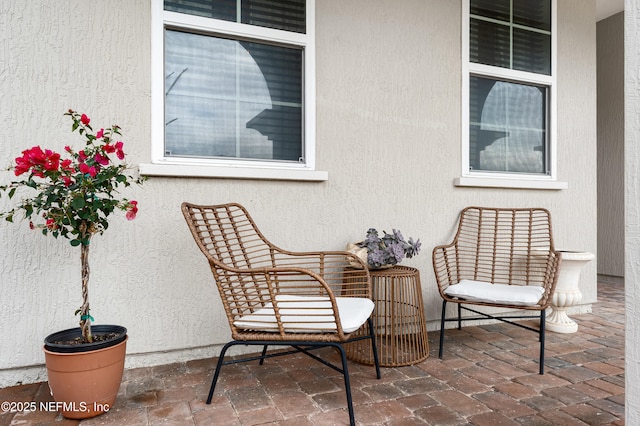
[346,266,429,367]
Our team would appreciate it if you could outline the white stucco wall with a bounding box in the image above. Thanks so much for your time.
[597,12,625,278]
[625,0,640,422]
[0,0,598,387]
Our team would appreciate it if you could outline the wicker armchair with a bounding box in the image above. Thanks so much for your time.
[432,207,561,374]
[181,202,380,425]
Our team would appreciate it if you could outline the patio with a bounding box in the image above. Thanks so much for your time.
[0,281,624,425]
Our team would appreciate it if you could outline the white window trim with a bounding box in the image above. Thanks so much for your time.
[458,0,565,190]
[145,0,327,181]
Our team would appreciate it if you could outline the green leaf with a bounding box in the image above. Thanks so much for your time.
[8,187,16,199]
[70,239,81,247]
[71,197,85,209]
[72,122,79,132]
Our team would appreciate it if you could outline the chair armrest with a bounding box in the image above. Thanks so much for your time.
[432,242,459,296]
[272,249,369,270]
[538,250,562,306]
[220,265,370,338]
[252,250,372,298]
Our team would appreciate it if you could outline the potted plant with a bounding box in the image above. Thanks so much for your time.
[347,228,421,269]
[0,110,145,419]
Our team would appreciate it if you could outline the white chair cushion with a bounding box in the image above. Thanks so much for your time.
[234,295,374,333]
[444,279,544,306]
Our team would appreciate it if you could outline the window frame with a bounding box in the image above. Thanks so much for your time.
[144,0,327,181]
[457,0,566,190]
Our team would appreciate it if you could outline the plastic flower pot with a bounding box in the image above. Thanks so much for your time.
[43,325,127,419]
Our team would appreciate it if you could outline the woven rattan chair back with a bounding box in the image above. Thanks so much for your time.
[182,202,280,330]
[449,206,558,306]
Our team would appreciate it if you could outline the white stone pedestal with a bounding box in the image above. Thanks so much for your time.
[546,251,595,333]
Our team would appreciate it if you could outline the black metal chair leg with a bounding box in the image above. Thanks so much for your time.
[259,345,268,365]
[206,341,235,404]
[206,338,370,424]
[367,317,381,379]
[335,343,355,426]
[439,300,447,359]
[539,309,546,375]
[457,303,462,330]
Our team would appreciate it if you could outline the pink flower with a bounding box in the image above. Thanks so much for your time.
[80,114,90,126]
[94,153,109,166]
[45,218,57,230]
[125,200,138,221]
[79,163,97,177]
[43,150,60,171]
[61,176,73,187]
[14,156,31,176]
[78,150,88,163]
[115,141,125,160]
[96,128,104,139]
[23,146,46,165]
[60,159,74,173]
[103,143,116,153]
[13,146,61,174]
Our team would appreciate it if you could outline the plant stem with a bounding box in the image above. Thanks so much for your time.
[79,234,92,343]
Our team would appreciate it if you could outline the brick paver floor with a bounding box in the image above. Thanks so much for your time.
[0,282,625,425]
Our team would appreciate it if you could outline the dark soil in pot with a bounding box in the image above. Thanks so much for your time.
[44,325,127,353]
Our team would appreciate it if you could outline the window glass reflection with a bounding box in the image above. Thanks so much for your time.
[469,77,546,174]
[164,30,303,161]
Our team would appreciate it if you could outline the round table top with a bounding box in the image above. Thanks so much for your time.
[368,265,418,276]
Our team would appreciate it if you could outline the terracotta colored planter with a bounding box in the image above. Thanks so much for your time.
[43,329,127,420]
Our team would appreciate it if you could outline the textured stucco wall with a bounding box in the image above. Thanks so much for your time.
[0,0,598,387]
[552,0,598,298]
[597,12,625,278]
[625,0,640,422]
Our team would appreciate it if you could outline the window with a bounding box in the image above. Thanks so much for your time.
[147,0,325,180]
[470,77,547,174]
[460,0,562,188]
